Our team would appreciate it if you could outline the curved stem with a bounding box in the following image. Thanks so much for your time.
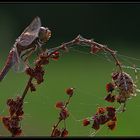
[47,35,123,72]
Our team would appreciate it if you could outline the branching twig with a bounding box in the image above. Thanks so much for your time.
[2,34,136,137]
[51,88,74,137]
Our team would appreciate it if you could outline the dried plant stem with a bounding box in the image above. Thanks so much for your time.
[51,96,72,137]
[64,96,71,108]
[51,118,62,137]
[9,76,33,120]
[48,35,122,72]
[21,76,33,101]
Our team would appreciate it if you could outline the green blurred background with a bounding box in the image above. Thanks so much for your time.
[0,3,140,136]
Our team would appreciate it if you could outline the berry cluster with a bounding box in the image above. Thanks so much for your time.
[83,68,136,134]
[83,106,117,131]
[52,128,68,137]
[105,81,128,112]
[105,70,137,113]
[2,96,23,136]
[26,66,45,85]
[51,87,74,137]
[25,51,61,93]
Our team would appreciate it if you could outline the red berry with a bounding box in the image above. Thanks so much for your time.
[83,118,90,126]
[97,107,106,114]
[65,88,74,97]
[107,121,116,130]
[61,129,68,137]
[16,110,24,116]
[52,51,60,61]
[14,128,22,136]
[92,118,100,130]
[59,108,69,120]
[105,94,116,102]
[25,67,34,76]
[2,116,10,129]
[7,99,14,106]
[106,106,116,119]
[106,83,115,93]
[105,93,111,102]
[55,101,64,109]
[99,115,109,124]
[52,128,61,137]
[90,45,101,54]
[106,106,116,112]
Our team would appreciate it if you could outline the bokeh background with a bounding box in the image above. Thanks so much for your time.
[0,3,140,136]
